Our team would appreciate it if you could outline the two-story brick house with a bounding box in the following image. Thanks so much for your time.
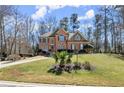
[39,28,93,53]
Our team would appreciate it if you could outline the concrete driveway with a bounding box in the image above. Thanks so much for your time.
[0,56,49,69]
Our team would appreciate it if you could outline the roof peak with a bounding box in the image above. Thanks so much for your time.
[41,29,82,38]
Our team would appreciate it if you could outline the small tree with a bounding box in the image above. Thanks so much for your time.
[58,51,68,66]
[52,51,70,65]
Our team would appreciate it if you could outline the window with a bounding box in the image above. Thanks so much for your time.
[75,34,81,40]
[59,35,65,41]
[80,44,83,50]
[71,44,75,50]
[50,38,54,44]
[42,38,46,43]
[42,38,48,43]
[46,38,48,43]
[58,45,64,49]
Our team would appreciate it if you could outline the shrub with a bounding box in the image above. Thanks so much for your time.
[64,63,73,73]
[48,61,95,75]
[0,57,5,61]
[48,63,74,74]
[73,62,82,70]
[83,61,94,71]
[49,52,95,75]
[66,53,73,64]
[47,64,63,75]
[7,54,21,61]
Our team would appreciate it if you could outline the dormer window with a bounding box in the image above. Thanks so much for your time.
[59,35,65,41]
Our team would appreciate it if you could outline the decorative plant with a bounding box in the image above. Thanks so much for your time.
[66,53,73,64]
[49,51,95,75]
[58,51,68,66]
[83,61,93,71]
[52,52,59,63]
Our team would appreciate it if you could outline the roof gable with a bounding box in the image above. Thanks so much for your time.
[50,28,68,36]
[41,28,69,38]
[69,31,88,41]
[56,29,68,35]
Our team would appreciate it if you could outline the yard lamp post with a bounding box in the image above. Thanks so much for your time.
[76,50,78,62]
[75,48,79,62]
[66,35,68,52]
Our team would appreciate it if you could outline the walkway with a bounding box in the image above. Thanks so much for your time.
[0,56,49,69]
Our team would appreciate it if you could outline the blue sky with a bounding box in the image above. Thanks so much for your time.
[18,5,100,32]
[18,5,99,19]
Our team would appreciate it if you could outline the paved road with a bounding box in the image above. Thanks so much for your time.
[0,56,49,69]
[0,80,74,87]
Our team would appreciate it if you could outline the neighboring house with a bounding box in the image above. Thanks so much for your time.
[39,29,93,53]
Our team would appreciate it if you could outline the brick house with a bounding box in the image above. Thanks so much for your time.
[39,28,93,53]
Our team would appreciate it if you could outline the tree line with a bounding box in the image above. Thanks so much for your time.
[0,6,36,57]
[0,5,124,58]
[93,6,124,53]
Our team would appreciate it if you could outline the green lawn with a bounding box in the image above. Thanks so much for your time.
[0,54,124,86]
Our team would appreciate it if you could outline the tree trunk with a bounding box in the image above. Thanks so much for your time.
[104,7,108,53]
[0,17,3,56]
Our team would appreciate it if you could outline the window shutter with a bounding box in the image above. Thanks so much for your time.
[58,36,59,41]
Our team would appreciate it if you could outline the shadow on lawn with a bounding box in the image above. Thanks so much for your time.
[107,53,124,61]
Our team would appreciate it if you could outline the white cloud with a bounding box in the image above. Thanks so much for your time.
[32,5,80,20]
[69,5,80,8]
[80,23,93,29]
[86,9,94,19]
[32,6,47,20]
[78,16,87,20]
[78,9,95,20]
[47,5,66,13]
[32,5,66,20]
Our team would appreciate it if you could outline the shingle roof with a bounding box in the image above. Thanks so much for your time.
[41,31,53,38]
[41,29,87,41]
[41,28,67,38]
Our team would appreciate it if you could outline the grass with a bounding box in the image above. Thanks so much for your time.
[0,54,124,86]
